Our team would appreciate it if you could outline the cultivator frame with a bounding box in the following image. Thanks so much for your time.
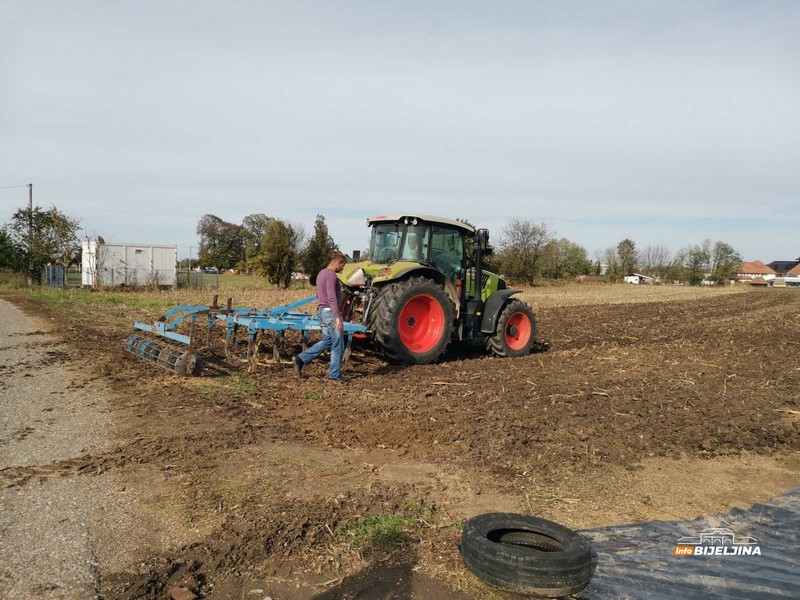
[127,295,367,376]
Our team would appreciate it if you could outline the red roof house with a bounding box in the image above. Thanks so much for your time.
[736,261,777,283]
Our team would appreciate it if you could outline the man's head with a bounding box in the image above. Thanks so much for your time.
[328,253,347,273]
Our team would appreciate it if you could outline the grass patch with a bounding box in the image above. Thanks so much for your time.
[337,514,414,553]
[25,288,172,310]
[0,270,28,288]
[303,392,323,402]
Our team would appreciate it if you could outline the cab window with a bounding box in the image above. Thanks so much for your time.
[430,227,464,282]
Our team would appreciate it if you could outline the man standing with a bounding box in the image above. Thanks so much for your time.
[292,253,348,383]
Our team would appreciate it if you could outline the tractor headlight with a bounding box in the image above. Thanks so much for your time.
[378,268,392,277]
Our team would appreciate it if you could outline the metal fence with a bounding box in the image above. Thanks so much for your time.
[177,270,220,288]
[45,268,220,289]
[42,265,66,288]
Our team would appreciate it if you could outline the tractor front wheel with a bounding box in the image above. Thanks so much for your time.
[370,277,454,365]
[488,299,537,358]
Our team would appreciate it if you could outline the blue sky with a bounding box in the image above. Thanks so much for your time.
[1,1,798,262]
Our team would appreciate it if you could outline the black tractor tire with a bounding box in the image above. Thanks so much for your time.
[368,277,454,365]
[460,513,592,598]
[487,299,537,358]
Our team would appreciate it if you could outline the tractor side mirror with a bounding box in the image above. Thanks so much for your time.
[477,229,490,247]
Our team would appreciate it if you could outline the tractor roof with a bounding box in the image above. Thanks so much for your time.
[367,214,475,235]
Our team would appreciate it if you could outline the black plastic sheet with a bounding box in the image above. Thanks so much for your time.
[575,488,800,599]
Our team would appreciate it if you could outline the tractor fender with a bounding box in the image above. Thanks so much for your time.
[480,290,521,334]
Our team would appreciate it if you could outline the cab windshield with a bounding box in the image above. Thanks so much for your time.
[370,223,431,264]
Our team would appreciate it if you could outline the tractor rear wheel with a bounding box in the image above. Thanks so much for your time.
[488,299,537,357]
[369,277,454,365]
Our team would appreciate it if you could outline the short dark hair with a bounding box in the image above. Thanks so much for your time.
[330,252,346,264]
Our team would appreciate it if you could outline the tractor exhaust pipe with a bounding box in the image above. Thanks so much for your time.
[125,335,203,377]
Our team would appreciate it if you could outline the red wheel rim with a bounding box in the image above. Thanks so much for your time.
[398,294,445,353]
[505,312,532,351]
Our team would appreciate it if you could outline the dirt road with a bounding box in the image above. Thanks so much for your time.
[0,299,198,599]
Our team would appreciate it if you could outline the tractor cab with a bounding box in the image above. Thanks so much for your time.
[367,214,470,286]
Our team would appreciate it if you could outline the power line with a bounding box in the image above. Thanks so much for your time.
[0,184,30,190]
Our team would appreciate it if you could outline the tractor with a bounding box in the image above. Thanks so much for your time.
[338,214,537,365]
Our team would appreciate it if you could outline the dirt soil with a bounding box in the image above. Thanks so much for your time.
[3,287,800,599]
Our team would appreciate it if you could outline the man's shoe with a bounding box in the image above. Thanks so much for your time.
[292,355,304,377]
[328,376,349,385]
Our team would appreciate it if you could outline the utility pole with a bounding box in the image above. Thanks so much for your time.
[27,183,33,285]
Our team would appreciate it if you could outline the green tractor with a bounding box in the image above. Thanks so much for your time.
[338,214,537,365]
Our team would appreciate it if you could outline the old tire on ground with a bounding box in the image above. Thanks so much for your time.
[368,277,454,365]
[460,513,591,598]
[487,299,537,358]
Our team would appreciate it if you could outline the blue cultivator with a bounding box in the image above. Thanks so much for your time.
[126,295,367,376]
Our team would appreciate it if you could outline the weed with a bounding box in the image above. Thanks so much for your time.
[337,514,413,552]
[304,392,323,402]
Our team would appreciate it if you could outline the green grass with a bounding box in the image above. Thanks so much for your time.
[26,288,172,310]
[0,270,28,289]
[336,514,413,552]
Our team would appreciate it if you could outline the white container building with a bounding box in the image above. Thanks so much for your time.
[81,241,177,287]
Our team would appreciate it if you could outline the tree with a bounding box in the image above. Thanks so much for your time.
[301,214,339,284]
[8,206,80,274]
[708,241,741,285]
[616,238,638,276]
[0,227,21,270]
[601,246,622,282]
[541,238,591,279]
[496,219,553,284]
[677,243,710,286]
[638,244,672,280]
[241,213,273,269]
[254,219,304,288]
[196,214,246,270]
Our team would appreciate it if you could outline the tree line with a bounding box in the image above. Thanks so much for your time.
[0,206,81,278]
[196,213,337,288]
[0,201,743,289]
[493,219,742,286]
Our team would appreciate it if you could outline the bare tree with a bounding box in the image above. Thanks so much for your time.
[639,244,672,280]
[602,246,622,282]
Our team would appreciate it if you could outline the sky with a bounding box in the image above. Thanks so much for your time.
[1,0,798,262]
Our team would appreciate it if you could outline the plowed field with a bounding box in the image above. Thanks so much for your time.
[4,285,799,599]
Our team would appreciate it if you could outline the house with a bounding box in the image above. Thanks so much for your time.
[786,263,800,288]
[623,273,654,285]
[766,257,800,275]
[735,261,777,284]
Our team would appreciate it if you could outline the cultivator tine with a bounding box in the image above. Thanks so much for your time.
[246,331,257,372]
[225,323,238,360]
[273,331,282,363]
[129,294,366,376]
[343,334,353,365]
[188,316,197,352]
